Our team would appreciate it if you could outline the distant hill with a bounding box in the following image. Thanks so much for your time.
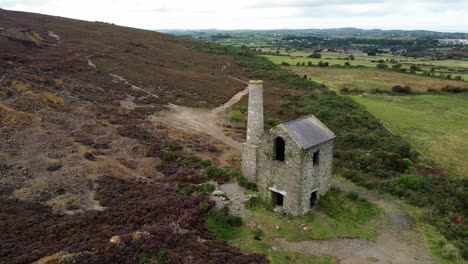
[162,27,468,39]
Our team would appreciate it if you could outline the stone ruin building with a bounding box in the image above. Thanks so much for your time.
[242,80,336,216]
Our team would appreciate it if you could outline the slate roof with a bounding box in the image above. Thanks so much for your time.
[281,115,336,149]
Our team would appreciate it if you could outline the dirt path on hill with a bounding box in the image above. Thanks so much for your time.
[148,76,248,161]
[272,179,435,264]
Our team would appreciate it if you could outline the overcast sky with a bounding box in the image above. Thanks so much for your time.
[1,0,467,32]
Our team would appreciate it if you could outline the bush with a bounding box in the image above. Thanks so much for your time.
[396,175,423,191]
[391,85,411,94]
[318,61,329,67]
[227,110,243,122]
[346,191,359,200]
[203,166,225,179]
[207,207,242,240]
[280,62,290,66]
[181,155,212,168]
[376,63,388,69]
[308,52,321,58]
[161,151,177,161]
[265,116,281,128]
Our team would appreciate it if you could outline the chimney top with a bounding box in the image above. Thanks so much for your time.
[249,80,263,84]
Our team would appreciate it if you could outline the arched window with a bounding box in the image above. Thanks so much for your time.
[273,137,285,161]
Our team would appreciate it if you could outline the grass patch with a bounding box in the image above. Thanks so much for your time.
[245,187,381,241]
[207,207,338,264]
[208,187,380,263]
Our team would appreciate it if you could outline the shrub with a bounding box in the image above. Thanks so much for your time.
[227,110,242,122]
[207,207,242,240]
[280,62,290,66]
[318,61,329,67]
[181,155,212,168]
[346,191,359,200]
[203,166,225,179]
[308,52,321,58]
[391,85,411,94]
[161,151,177,161]
[340,87,350,94]
[396,175,423,191]
[410,65,421,72]
[376,63,388,69]
[264,116,281,128]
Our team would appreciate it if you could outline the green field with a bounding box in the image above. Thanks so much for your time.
[262,51,468,80]
[291,67,468,92]
[352,94,468,177]
[262,54,377,67]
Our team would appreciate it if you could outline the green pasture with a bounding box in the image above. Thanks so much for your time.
[352,94,468,177]
[290,67,468,92]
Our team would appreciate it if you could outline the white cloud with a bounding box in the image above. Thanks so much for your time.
[0,0,466,32]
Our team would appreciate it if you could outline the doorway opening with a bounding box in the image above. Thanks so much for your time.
[272,191,284,206]
[310,190,318,208]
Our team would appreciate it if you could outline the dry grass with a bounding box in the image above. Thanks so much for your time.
[88,159,134,180]
[25,31,44,43]
[0,103,33,128]
[11,80,31,93]
[53,79,64,87]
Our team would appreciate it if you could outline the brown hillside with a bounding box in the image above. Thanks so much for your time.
[0,9,267,263]
[0,8,245,108]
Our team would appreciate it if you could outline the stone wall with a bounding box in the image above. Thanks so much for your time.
[256,125,334,216]
[257,126,303,215]
[299,140,334,214]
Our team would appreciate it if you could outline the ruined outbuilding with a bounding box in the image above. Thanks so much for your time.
[242,80,336,215]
